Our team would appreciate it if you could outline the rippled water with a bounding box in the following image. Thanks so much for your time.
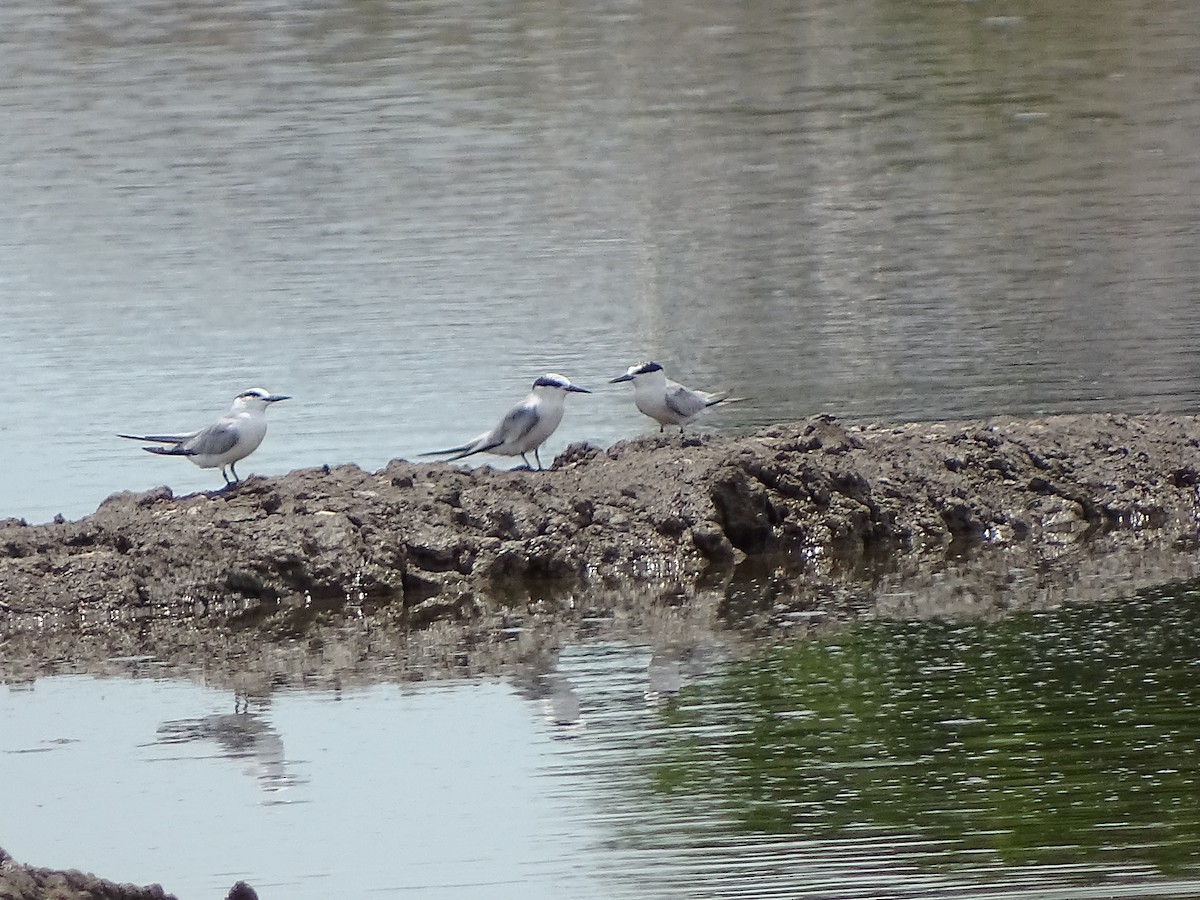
[4,585,1200,898]
[3,0,1200,523]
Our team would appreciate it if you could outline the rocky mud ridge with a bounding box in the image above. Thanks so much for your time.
[0,846,177,900]
[5,414,1200,899]
[3,413,1200,626]
[0,848,260,900]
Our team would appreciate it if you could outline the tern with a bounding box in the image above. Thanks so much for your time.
[118,387,290,485]
[610,361,736,432]
[422,373,590,470]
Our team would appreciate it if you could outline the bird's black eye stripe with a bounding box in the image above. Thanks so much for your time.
[634,362,663,374]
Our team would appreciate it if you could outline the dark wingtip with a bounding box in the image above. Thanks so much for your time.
[143,446,195,457]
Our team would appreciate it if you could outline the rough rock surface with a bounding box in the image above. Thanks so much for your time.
[3,414,1200,626]
[0,847,176,900]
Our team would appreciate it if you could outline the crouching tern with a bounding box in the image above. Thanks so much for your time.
[118,387,290,485]
[422,373,590,471]
[611,361,738,432]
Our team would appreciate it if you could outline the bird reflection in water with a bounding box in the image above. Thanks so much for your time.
[156,703,304,794]
[512,670,583,737]
[646,642,727,705]
[645,650,683,704]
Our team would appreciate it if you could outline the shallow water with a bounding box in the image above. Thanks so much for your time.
[3,0,1200,523]
[4,585,1200,898]
[2,677,614,899]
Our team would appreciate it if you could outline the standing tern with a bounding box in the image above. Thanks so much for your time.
[421,373,590,470]
[610,361,737,432]
[118,387,290,485]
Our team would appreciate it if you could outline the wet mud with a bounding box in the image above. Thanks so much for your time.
[0,846,177,900]
[6,412,1200,694]
[3,413,1200,627]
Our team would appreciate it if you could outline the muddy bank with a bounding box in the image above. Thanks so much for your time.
[0,846,178,900]
[3,414,1200,625]
[0,847,259,900]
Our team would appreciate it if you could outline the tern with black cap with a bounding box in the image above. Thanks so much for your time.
[118,387,290,485]
[422,373,590,471]
[610,362,738,432]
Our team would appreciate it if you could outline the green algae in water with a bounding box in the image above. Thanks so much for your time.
[656,583,1200,874]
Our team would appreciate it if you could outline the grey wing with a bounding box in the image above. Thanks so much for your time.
[488,404,540,448]
[182,421,241,456]
[664,384,708,420]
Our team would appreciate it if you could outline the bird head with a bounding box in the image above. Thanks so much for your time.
[533,373,591,395]
[609,361,664,384]
[232,388,291,411]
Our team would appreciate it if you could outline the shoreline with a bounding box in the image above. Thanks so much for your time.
[3,413,1199,627]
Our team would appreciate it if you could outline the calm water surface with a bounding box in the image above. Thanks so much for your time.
[2,0,1200,523]
[4,585,1200,898]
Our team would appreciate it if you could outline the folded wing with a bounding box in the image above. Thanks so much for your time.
[182,422,241,458]
[488,404,539,451]
[664,384,710,420]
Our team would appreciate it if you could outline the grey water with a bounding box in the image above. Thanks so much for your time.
[5,585,1200,898]
[3,0,1200,524]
